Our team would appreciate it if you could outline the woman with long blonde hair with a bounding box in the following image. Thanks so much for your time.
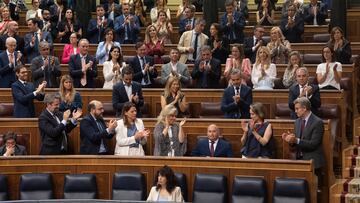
[266,26,291,64]
[144,24,165,64]
[251,46,277,89]
[160,76,188,117]
[58,75,83,112]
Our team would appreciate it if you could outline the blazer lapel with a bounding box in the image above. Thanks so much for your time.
[214,139,222,156]
[295,119,301,138]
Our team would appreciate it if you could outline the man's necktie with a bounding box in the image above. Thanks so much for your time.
[80,56,87,86]
[9,53,14,66]
[193,33,199,60]
[210,140,215,157]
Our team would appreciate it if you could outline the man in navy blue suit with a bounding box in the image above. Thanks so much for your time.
[0,37,23,88]
[80,100,117,155]
[114,3,140,44]
[221,0,246,44]
[87,4,114,44]
[191,124,233,157]
[112,66,144,117]
[178,5,196,35]
[11,65,46,118]
[130,42,158,87]
[221,69,252,119]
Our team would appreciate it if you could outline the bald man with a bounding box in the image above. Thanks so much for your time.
[191,124,233,157]
[80,100,117,155]
[0,21,24,54]
[0,37,22,87]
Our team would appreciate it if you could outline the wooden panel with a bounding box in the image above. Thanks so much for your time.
[347,9,360,42]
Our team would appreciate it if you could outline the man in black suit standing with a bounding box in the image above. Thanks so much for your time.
[12,65,46,118]
[112,66,144,117]
[80,100,117,155]
[0,37,22,88]
[243,25,266,64]
[280,4,304,43]
[130,42,158,87]
[191,45,221,88]
[303,0,328,25]
[69,39,98,88]
[38,93,82,155]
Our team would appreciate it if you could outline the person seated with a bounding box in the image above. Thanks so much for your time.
[224,44,251,86]
[133,0,147,27]
[0,132,27,156]
[191,124,233,157]
[208,23,230,64]
[191,45,222,88]
[103,46,125,89]
[280,4,304,43]
[144,25,165,64]
[241,102,275,158]
[61,32,80,64]
[160,48,191,86]
[255,0,277,11]
[26,0,42,21]
[114,3,140,44]
[243,25,266,64]
[266,26,291,64]
[87,4,114,44]
[150,0,171,23]
[58,74,82,112]
[282,51,303,88]
[95,28,121,65]
[178,4,195,36]
[0,6,12,36]
[152,10,173,44]
[326,26,352,64]
[40,8,58,40]
[256,0,275,26]
[161,76,188,118]
[289,67,321,119]
[104,0,121,21]
[233,0,249,19]
[153,104,187,156]
[303,0,327,25]
[221,0,246,44]
[221,69,252,119]
[114,102,150,156]
[251,46,277,90]
[316,46,342,90]
[176,0,190,20]
[57,9,82,44]
[147,165,184,202]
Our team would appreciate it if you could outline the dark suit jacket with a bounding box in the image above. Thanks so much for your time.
[288,83,321,119]
[87,18,114,44]
[221,85,252,119]
[280,14,304,43]
[24,31,53,63]
[178,17,195,35]
[112,81,144,117]
[303,3,327,25]
[0,34,25,54]
[294,113,325,169]
[38,109,77,155]
[191,138,233,157]
[129,55,158,85]
[191,58,221,88]
[0,51,19,88]
[0,144,27,156]
[31,55,61,88]
[11,80,44,118]
[80,114,114,154]
[220,11,246,43]
[114,14,140,43]
[69,54,98,88]
[243,36,268,64]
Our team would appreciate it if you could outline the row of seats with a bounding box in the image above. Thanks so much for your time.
[0,173,309,203]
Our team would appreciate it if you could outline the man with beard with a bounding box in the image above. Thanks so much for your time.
[80,100,117,155]
[0,21,24,53]
[38,93,82,155]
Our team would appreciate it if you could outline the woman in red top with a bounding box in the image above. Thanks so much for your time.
[144,25,165,64]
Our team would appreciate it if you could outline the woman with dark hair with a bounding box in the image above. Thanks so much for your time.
[147,165,184,202]
[326,26,352,64]
[240,102,274,158]
[61,32,80,63]
[26,0,42,21]
[58,74,83,112]
[152,9,173,44]
[208,23,230,64]
[224,44,251,86]
[256,0,275,26]
[114,102,150,156]
[57,8,82,43]
[96,28,121,64]
[133,0,147,27]
[103,46,124,89]
[316,46,342,90]
[282,50,303,88]
[150,0,171,23]
[144,24,165,64]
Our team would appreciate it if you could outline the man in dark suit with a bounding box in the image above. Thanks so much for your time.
[38,93,82,155]
[243,25,266,64]
[280,4,304,43]
[0,132,27,156]
[112,66,144,117]
[221,69,252,119]
[0,37,22,88]
[11,65,46,118]
[282,97,325,170]
[191,124,233,157]
[303,0,328,25]
[24,18,53,63]
[80,100,117,155]
[31,41,61,88]
[0,21,25,54]
[191,45,221,88]
[178,5,196,35]
[114,3,140,44]
[289,67,321,119]
[87,4,114,44]
[69,39,98,88]
[220,0,246,44]
[130,42,158,87]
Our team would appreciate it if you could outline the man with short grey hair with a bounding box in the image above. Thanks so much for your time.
[38,93,82,155]
[0,37,22,88]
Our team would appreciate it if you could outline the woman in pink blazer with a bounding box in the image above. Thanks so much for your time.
[61,33,80,64]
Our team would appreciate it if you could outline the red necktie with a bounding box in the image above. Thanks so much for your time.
[210,141,215,157]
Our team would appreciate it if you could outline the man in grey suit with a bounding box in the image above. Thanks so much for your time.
[160,48,191,86]
[31,41,61,88]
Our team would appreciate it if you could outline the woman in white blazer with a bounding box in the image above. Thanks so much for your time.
[103,46,125,89]
[114,102,150,156]
[147,165,184,202]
